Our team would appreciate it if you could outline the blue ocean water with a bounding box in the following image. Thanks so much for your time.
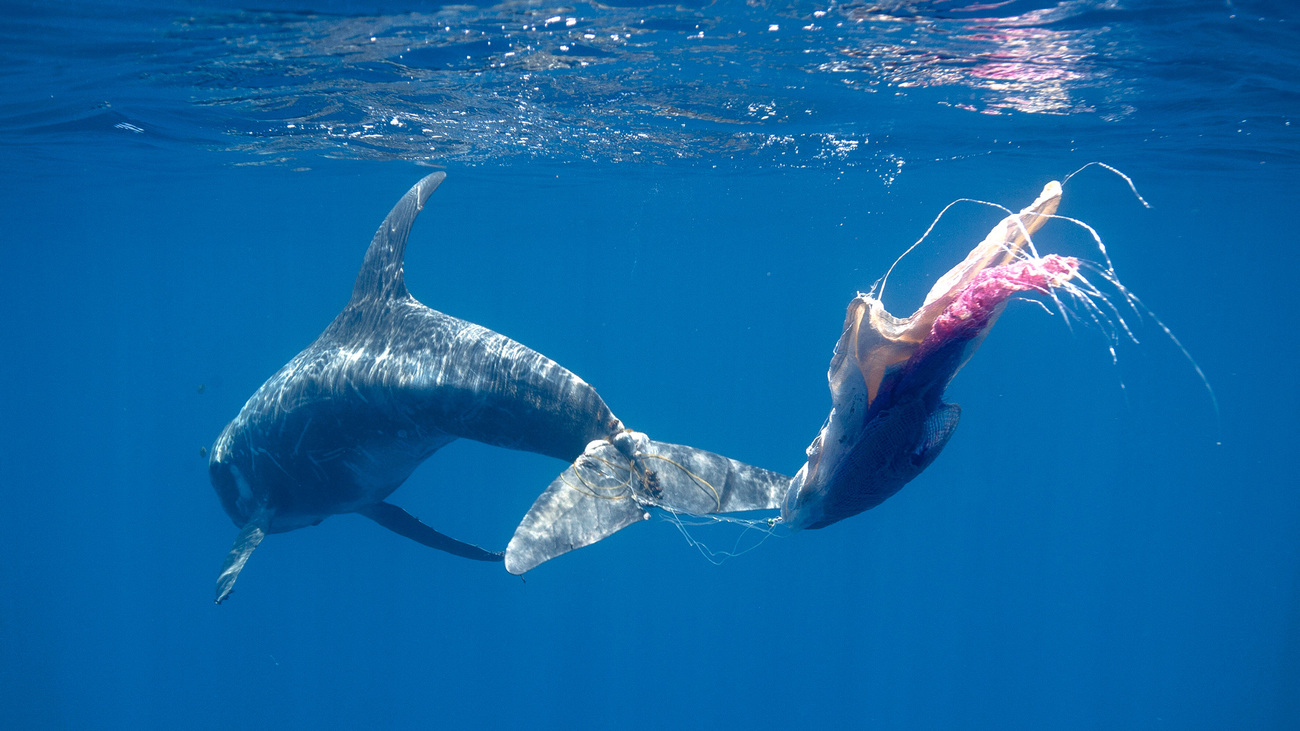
[2,0,1297,728]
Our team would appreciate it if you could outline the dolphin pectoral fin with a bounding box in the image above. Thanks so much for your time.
[358,502,503,562]
[504,434,791,575]
[215,507,271,605]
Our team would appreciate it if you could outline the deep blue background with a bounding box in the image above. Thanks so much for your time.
[2,2,1298,729]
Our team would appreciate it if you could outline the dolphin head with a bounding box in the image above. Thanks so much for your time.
[208,440,260,529]
[206,421,270,528]
[208,420,323,534]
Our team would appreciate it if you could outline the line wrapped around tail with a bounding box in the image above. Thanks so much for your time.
[504,431,790,574]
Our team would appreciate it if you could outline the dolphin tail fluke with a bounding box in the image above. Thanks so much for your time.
[358,501,503,562]
[504,460,651,575]
[215,507,271,604]
[504,432,791,575]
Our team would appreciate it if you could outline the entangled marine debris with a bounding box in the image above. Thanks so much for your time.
[781,164,1212,532]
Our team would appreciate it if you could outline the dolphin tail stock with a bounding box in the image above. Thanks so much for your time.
[358,501,503,562]
[214,506,272,604]
[504,431,791,575]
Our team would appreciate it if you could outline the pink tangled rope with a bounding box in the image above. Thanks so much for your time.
[926,254,1079,349]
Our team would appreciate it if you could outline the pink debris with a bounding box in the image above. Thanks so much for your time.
[926,254,1079,347]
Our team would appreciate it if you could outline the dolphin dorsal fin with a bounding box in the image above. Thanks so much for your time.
[348,172,446,306]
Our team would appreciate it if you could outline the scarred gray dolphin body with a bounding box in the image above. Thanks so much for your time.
[209,173,789,602]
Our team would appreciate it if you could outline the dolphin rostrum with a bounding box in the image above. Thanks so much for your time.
[209,173,789,602]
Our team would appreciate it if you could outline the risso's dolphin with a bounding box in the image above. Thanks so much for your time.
[209,173,789,603]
